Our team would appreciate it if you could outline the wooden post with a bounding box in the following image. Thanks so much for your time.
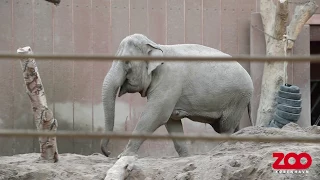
[17,46,59,162]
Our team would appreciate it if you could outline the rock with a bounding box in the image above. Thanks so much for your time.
[175,172,193,180]
[183,163,196,172]
[229,159,241,167]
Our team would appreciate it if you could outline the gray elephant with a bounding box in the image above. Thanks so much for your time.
[100,34,253,158]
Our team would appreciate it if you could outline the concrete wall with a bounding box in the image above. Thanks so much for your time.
[0,0,317,157]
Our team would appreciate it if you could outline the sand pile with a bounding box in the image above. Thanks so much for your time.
[1,123,320,180]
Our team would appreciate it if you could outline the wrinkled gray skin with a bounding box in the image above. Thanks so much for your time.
[101,34,253,158]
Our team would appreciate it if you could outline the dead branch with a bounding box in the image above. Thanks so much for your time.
[105,156,138,180]
[17,46,59,163]
[260,0,276,42]
[286,1,318,49]
[274,0,289,39]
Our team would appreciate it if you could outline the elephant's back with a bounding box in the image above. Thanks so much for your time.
[162,43,254,95]
[163,44,231,57]
[174,61,252,112]
[163,44,252,86]
[182,61,253,97]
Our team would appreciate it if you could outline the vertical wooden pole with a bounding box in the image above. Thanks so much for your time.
[17,46,59,162]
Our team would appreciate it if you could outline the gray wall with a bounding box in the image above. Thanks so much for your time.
[0,0,317,157]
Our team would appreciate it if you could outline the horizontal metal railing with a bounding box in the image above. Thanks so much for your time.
[0,129,319,143]
[0,53,320,62]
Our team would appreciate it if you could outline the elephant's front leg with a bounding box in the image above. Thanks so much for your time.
[118,97,178,158]
[165,118,189,157]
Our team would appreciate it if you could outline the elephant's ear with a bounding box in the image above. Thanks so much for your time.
[147,61,164,75]
[146,43,164,75]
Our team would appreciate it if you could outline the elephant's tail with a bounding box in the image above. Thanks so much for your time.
[248,101,253,126]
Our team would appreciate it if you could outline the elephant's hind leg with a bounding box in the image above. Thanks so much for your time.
[209,117,222,133]
[165,118,189,157]
[220,108,245,134]
[210,110,243,134]
[234,125,239,133]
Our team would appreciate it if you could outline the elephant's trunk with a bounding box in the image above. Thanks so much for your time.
[100,61,126,157]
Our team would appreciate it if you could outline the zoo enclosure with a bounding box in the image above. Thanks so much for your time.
[0,55,320,152]
[0,0,319,157]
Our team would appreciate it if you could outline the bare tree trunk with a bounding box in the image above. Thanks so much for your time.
[17,46,59,162]
[256,0,318,127]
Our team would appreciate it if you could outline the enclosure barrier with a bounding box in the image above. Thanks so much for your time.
[0,129,320,143]
[0,53,320,62]
[0,53,320,144]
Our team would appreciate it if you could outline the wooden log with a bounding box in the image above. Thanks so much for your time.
[17,46,59,163]
[105,156,138,180]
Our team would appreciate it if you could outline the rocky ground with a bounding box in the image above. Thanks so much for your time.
[1,123,320,180]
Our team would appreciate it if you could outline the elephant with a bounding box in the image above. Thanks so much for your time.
[100,33,254,158]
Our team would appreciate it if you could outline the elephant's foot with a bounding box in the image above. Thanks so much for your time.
[101,148,111,157]
[101,146,111,157]
[100,139,111,157]
[117,150,138,159]
[175,145,190,157]
[178,152,190,157]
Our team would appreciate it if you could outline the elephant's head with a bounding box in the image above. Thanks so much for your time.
[100,34,164,157]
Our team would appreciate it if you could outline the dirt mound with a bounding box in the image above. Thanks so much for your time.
[1,123,320,180]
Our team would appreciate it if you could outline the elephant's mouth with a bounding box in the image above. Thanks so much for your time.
[139,90,145,97]
[119,80,142,97]
[139,85,149,97]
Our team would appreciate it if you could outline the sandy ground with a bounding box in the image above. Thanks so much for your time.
[1,123,320,180]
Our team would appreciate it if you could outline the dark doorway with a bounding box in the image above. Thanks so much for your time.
[310,41,320,125]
